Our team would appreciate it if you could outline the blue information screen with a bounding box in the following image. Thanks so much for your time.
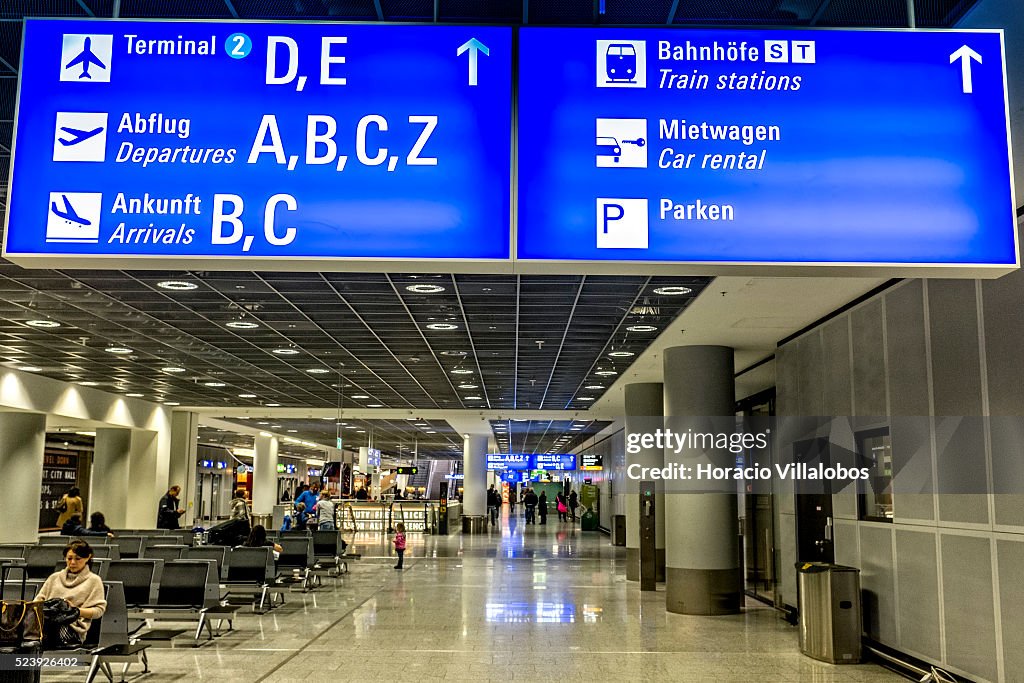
[533,454,576,471]
[517,28,1017,271]
[4,20,512,267]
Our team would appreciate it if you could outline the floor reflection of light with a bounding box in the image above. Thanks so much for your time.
[583,604,604,623]
[485,601,576,623]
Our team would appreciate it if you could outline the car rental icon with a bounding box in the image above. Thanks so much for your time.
[605,43,637,83]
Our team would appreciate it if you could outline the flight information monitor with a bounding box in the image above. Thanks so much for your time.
[5,20,513,270]
[516,28,1017,275]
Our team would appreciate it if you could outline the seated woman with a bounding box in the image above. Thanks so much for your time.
[60,514,113,538]
[87,512,112,535]
[36,540,107,648]
[244,524,283,554]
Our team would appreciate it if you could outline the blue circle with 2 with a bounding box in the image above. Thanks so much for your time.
[225,33,252,59]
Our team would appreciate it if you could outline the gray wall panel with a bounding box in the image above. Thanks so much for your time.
[795,332,824,416]
[997,539,1024,679]
[927,281,982,417]
[860,525,897,644]
[884,281,929,417]
[851,299,887,417]
[990,417,1024,528]
[776,343,799,417]
[891,416,935,522]
[981,268,1024,416]
[822,319,852,417]
[834,520,858,567]
[935,418,988,524]
[778,511,797,608]
[940,534,997,682]
[895,529,941,660]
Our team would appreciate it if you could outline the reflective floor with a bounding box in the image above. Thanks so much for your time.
[44,509,906,682]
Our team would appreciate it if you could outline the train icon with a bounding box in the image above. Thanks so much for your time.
[596,40,646,88]
[605,44,637,83]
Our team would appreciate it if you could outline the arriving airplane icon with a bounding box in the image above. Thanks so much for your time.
[65,37,107,79]
[57,126,104,146]
[50,194,92,226]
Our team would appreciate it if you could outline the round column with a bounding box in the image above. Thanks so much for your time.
[462,434,488,532]
[624,382,665,582]
[0,412,46,543]
[663,345,741,615]
[253,434,279,516]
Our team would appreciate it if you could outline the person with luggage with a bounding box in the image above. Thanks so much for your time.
[36,540,107,648]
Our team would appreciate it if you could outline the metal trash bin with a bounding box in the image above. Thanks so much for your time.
[251,513,273,530]
[795,562,862,664]
[613,515,626,546]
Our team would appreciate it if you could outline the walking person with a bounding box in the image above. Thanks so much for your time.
[556,492,568,522]
[487,485,499,526]
[568,489,579,522]
[315,494,336,530]
[393,522,406,570]
[55,486,84,529]
[157,485,185,529]
[508,486,517,515]
[538,491,548,525]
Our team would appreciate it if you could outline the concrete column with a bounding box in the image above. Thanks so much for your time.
[92,428,131,529]
[126,430,158,528]
[0,412,46,543]
[169,411,199,527]
[663,345,741,615]
[462,434,488,517]
[253,434,279,516]
[624,383,665,581]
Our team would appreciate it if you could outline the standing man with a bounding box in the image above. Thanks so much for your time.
[486,485,499,526]
[295,482,320,514]
[538,491,548,525]
[157,485,185,529]
[524,487,538,524]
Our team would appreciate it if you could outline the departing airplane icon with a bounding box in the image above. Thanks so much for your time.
[50,194,92,226]
[65,37,107,79]
[57,126,104,146]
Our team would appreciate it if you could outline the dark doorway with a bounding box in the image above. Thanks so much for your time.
[793,438,834,563]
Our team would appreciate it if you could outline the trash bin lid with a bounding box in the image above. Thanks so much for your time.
[795,561,860,573]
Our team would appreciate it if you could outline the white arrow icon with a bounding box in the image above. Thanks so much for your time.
[949,45,982,94]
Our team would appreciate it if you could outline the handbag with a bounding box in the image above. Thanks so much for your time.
[0,565,43,645]
[557,501,567,514]
[42,599,80,626]
[57,498,68,514]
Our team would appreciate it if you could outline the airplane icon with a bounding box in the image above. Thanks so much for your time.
[65,37,106,79]
[57,126,104,146]
[50,194,91,226]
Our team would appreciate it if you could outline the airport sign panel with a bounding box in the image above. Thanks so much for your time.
[4,20,513,269]
[516,28,1017,275]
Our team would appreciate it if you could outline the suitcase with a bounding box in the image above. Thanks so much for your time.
[0,563,42,683]
[206,517,250,546]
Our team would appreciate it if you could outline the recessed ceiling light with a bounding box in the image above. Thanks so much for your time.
[272,348,300,355]
[306,368,330,374]
[226,321,259,329]
[595,370,618,376]
[356,429,366,433]
[608,351,635,358]
[652,286,693,295]
[204,381,226,387]
[162,366,186,373]
[157,280,198,291]
[451,369,473,375]
[79,381,99,386]
[465,396,483,400]
[585,385,605,390]
[577,397,596,402]
[239,393,257,398]
[26,320,60,328]
[512,418,527,422]
[105,346,132,354]
[164,401,180,406]
[18,366,42,372]
[458,384,478,389]
[440,350,467,357]
[426,430,436,434]
[426,323,458,331]
[415,423,428,426]
[265,403,281,407]
[367,404,384,408]
[287,429,298,433]
[626,325,658,332]
[126,393,144,398]
[352,394,370,399]
[405,284,446,293]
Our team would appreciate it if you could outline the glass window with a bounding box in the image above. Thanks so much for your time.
[857,428,893,522]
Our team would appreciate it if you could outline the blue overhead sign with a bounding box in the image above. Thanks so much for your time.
[516,28,1017,275]
[4,20,512,269]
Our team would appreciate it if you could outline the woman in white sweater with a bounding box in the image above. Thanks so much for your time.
[37,540,107,646]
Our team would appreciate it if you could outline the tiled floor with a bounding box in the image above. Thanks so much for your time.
[44,510,907,682]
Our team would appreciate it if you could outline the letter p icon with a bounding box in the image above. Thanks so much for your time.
[596,198,649,249]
